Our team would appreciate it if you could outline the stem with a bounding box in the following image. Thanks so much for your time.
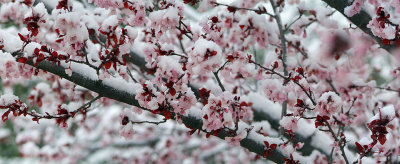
[329,125,342,164]
[270,0,288,136]
[213,72,226,92]
[214,2,274,17]
[131,118,167,125]
[126,68,138,83]
[326,79,340,96]
[270,0,288,76]
[71,95,102,114]
[326,122,349,164]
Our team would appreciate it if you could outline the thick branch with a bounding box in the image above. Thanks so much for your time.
[321,0,395,51]
[19,58,286,163]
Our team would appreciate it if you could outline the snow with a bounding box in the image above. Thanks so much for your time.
[296,119,316,138]
[100,15,119,33]
[40,0,59,9]
[188,38,223,74]
[370,104,396,121]
[0,29,23,53]
[125,26,138,40]
[0,94,19,106]
[246,92,281,120]
[0,129,10,139]
[19,142,40,157]
[23,42,41,58]
[198,142,228,159]
[103,77,138,95]
[24,2,47,20]
[380,105,395,120]
[311,131,332,154]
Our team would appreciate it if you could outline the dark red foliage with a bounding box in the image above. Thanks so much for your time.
[199,88,211,105]
[211,17,219,23]
[163,110,171,120]
[227,6,237,13]
[367,116,390,145]
[122,116,130,125]
[104,61,112,69]
[284,154,300,164]
[262,141,277,158]
[169,88,176,96]
[2,110,10,122]
[24,11,45,37]
[18,33,28,42]
[296,67,304,76]
[315,115,330,128]
[183,0,198,6]
[17,57,28,64]
[294,99,305,108]
[382,39,390,45]
[0,99,29,122]
[355,142,364,153]
[57,0,72,11]
[20,0,34,6]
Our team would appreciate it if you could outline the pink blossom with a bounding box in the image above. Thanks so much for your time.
[225,131,247,146]
[280,117,298,132]
[344,0,365,17]
[317,92,342,117]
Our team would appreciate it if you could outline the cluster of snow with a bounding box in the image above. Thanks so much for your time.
[187,38,223,74]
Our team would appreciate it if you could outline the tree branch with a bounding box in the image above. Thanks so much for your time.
[321,0,394,52]
[13,56,290,163]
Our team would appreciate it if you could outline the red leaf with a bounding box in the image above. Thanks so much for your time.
[51,51,58,57]
[378,134,386,145]
[206,133,211,138]
[169,88,176,96]
[32,117,39,124]
[203,114,208,119]
[270,144,277,150]
[213,129,221,136]
[263,141,269,147]
[355,142,364,153]
[121,116,129,125]
[211,51,217,56]
[227,6,236,12]
[2,110,10,122]
[211,17,218,23]
[17,57,28,64]
[227,55,234,62]
[165,81,174,88]
[57,109,68,115]
[31,28,39,36]
[104,61,112,69]
[18,33,26,42]
[395,39,400,47]
[382,39,390,45]
[296,67,304,75]
[34,48,40,55]
[163,110,171,120]
[309,10,316,17]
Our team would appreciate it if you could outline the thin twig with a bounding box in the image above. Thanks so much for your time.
[326,79,340,96]
[131,118,167,125]
[284,13,303,32]
[213,72,226,92]
[214,2,274,17]
[326,122,349,164]
[126,67,138,83]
